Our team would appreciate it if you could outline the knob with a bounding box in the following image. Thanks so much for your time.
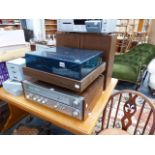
[73,111,79,117]
[73,99,79,106]
[33,97,37,101]
[54,104,58,109]
[38,97,43,102]
[37,98,42,102]
[41,100,46,104]
[26,93,32,99]
[26,94,30,99]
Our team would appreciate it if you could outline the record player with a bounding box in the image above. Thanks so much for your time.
[23,62,106,93]
[25,46,103,80]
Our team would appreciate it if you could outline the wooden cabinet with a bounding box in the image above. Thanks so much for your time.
[0,19,21,30]
[56,33,117,89]
[44,19,57,37]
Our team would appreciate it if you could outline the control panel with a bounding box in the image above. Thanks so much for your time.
[25,92,83,120]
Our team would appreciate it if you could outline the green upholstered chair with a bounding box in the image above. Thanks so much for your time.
[112,43,155,87]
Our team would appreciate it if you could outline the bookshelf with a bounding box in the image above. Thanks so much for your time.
[44,19,57,37]
[0,19,21,30]
[115,19,151,53]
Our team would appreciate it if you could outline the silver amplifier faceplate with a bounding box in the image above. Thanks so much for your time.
[25,92,83,120]
[22,80,84,110]
[22,80,85,120]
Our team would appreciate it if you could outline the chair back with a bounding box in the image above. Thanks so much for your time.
[101,90,155,135]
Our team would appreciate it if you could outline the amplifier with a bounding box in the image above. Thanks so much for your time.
[22,76,104,120]
[57,19,116,33]
[25,47,103,80]
[23,62,106,93]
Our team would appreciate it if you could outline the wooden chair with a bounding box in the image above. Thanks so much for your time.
[98,90,155,135]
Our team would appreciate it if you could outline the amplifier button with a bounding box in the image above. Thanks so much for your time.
[73,99,80,106]
[73,111,79,117]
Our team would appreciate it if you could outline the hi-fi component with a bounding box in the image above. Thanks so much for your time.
[57,19,117,33]
[23,62,106,93]
[25,47,103,80]
[22,76,104,120]
[6,58,27,81]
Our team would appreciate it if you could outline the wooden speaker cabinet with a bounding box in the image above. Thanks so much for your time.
[56,32,117,89]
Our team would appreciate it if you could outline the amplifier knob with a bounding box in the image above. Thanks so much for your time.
[41,100,46,104]
[73,99,80,106]
[73,111,79,117]
[26,94,30,99]
[26,93,32,99]
[54,104,58,109]
[33,97,37,101]
[37,98,42,102]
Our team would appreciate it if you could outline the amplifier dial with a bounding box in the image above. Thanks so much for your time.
[73,110,79,117]
[33,97,37,101]
[26,94,30,99]
[41,100,46,104]
[54,104,59,109]
[26,93,32,99]
[37,98,42,102]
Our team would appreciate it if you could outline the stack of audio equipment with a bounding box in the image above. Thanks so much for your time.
[22,46,106,120]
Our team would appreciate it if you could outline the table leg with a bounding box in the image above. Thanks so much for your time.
[1,104,28,133]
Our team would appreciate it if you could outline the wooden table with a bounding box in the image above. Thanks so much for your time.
[0,78,118,135]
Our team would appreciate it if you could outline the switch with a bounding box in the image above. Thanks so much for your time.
[73,99,79,106]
